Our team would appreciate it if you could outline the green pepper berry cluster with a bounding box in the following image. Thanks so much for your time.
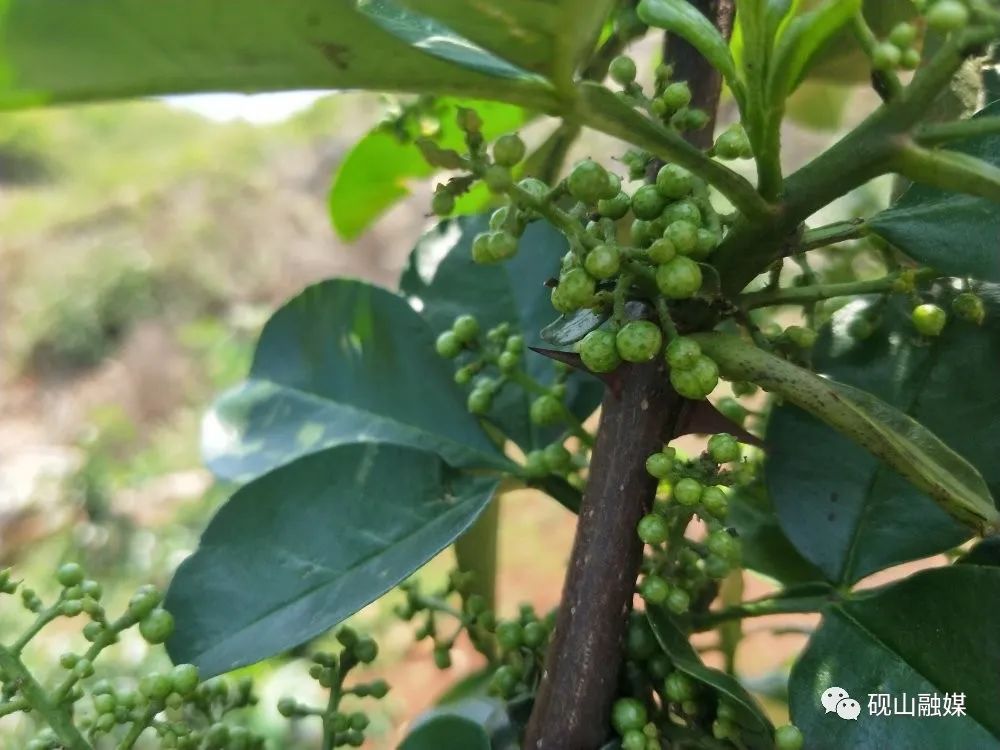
[277,627,388,748]
[872,21,922,71]
[634,435,752,614]
[487,604,554,700]
[397,571,497,668]
[0,564,274,750]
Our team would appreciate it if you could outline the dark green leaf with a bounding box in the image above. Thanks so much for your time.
[767,295,1000,584]
[767,0,860,101]
[870,102,1000,280]
[646,607,774,749]
[394,0,616,85]
[639,0,745,107]
[790,566,1000,749]
[203,279,508,482]
[728,480,826,585]
[400,216,603,450]
[329,99,527,240]
[166,444,499,676]
[400,714,491,750]
[796,0,915,83]
[0,0,556,112]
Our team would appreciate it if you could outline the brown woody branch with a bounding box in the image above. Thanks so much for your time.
[523,3,735,747]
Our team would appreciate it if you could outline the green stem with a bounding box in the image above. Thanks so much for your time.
[799,219,866,251]
[13,601,64,654]
[851,12,903,99]
[914,115,1000,145]
[116,705,158,750]
[0,645,92,750]
[892,142,1000,202]
[688,592,830,632]
[321,663,344,750]
[739,272,913,309]
[0,698,28,718]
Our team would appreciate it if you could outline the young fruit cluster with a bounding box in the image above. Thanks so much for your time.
[487,604,554,700]
[277,628,388,749]
[637,435,747,612]
[608,55,713,136]
[397,570,498,668]
[664,337,719,400]
[616,613,802,747]
[872,21,922,71]
[1,565,269,750]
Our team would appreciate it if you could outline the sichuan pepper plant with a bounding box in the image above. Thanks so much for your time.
[6,0,1000,748]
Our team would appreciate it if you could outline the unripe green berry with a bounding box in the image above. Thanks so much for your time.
[953,292,986,324]
[139,673,173,701]
[889,22,917,47]
[645,451,674,479]
[785,325,817,349]
[622,729,646,750]
[640,575,670,605]
[637,514,670,545]
[612,698,648,735]
[567,159,610,204]
[435,330,462,359]
[609,55,638,84]
[498,351,519,373]
[630,219,654,247]
[493,133,526,167]
[665,337,701,370]
[139,609,175,644]
[631,184,667,220]
[598,191,631,219]
[626,616,658,660]
[665,220,699,256]
[61,600,83,617]
[523,450,549,479]
[431,191,454,216]
[775,724,805,750]
[662,199,702,227]
[487,230,518,261]
[171,664,200,696]
[579,329,622,373]
[665,588,691,615]
[467,388,492,415]
[661,82,692,110]
[451,314,479,344]
[518,177,548,201]
[648,238,676,265]
[656,164,694,198]
[900,47,921,69]
[671,355,718,399]
[585,244,622,279]
[57,563,85,588]
[559,268,597,308]
[714,125,751,160]
[708,433,741,463]
[873,42,902,71]
[656,257,702,299]
[694,228,719,258]
[543,443,572,473]
[471,232,492,264]
[664,672,695,702]
[496,620,524,650]
[354,637,379,663]
[912,303,947,336]
[616,321,664,363]
[490,665,519,697]
[926,0,968,32]
[673,478,703,506]
[483,165,512,193]
[707,529,740,561]
[530,395,563,426]
[523,621,548,649]
[277,697,299,717]
[704,554,731,579]
[701,486,729,519]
